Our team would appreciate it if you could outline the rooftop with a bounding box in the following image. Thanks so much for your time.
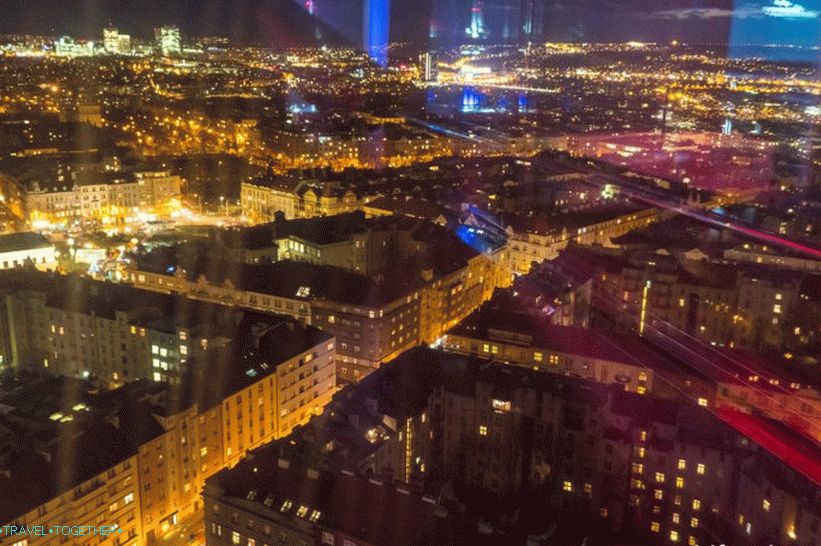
[0,231,52,253]
[207,459,451,546]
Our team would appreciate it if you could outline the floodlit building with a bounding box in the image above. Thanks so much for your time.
[154,26,181,56]
[103,28,131,55]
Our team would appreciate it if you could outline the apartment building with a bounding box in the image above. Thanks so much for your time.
[127,215,510,383]
[24,169,182,227]
[0,312,336,544]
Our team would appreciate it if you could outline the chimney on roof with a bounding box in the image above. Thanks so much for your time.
[273,210,286,226]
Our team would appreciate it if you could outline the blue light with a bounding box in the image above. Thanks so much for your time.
[461,86,484,113]
[364,0,390,68]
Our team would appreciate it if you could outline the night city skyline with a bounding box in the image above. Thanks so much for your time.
[4,0,815,45]
[0,1,819,546]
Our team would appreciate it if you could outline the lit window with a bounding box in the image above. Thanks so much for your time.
[670,530,680,542]
[232,531,240,545]
[296,505,309,518]
[696,463,705,475]
[562,481,573,492]
[697,398,708,407]
[677,459,686,470]
[533,352,543,362]
[584,483,592,494]
[676,477,685,489]
[762,499,770,512]
[650,522,660,532]
[654,489,663,500]
[690,517,698,528]
[655,472,665,483]
[482,343,490,353]
[692,499,701,511]
[773,304,782,314]
[309,509,321,522]
[280,500,293,512]
[248,539,256,546]
[632,463,644,474]
[672,513,680,524]
[478,425,488,436]
[492,399,511,413]
[124,493,134,505]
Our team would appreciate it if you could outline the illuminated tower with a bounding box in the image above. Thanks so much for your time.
[304,0,315,15]
[466,0,487,40]
[364,0,391,68]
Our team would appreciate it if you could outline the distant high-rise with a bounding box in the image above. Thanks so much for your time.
[154,25,181,56]
[466,0,487,40]
[103,28,131,55]
[420,51,438,82]
[519,0,545,45]
[54,36,94,57]
[304,0,315,15]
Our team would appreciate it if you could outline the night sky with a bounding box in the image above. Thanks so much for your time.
[0,0,817,50]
